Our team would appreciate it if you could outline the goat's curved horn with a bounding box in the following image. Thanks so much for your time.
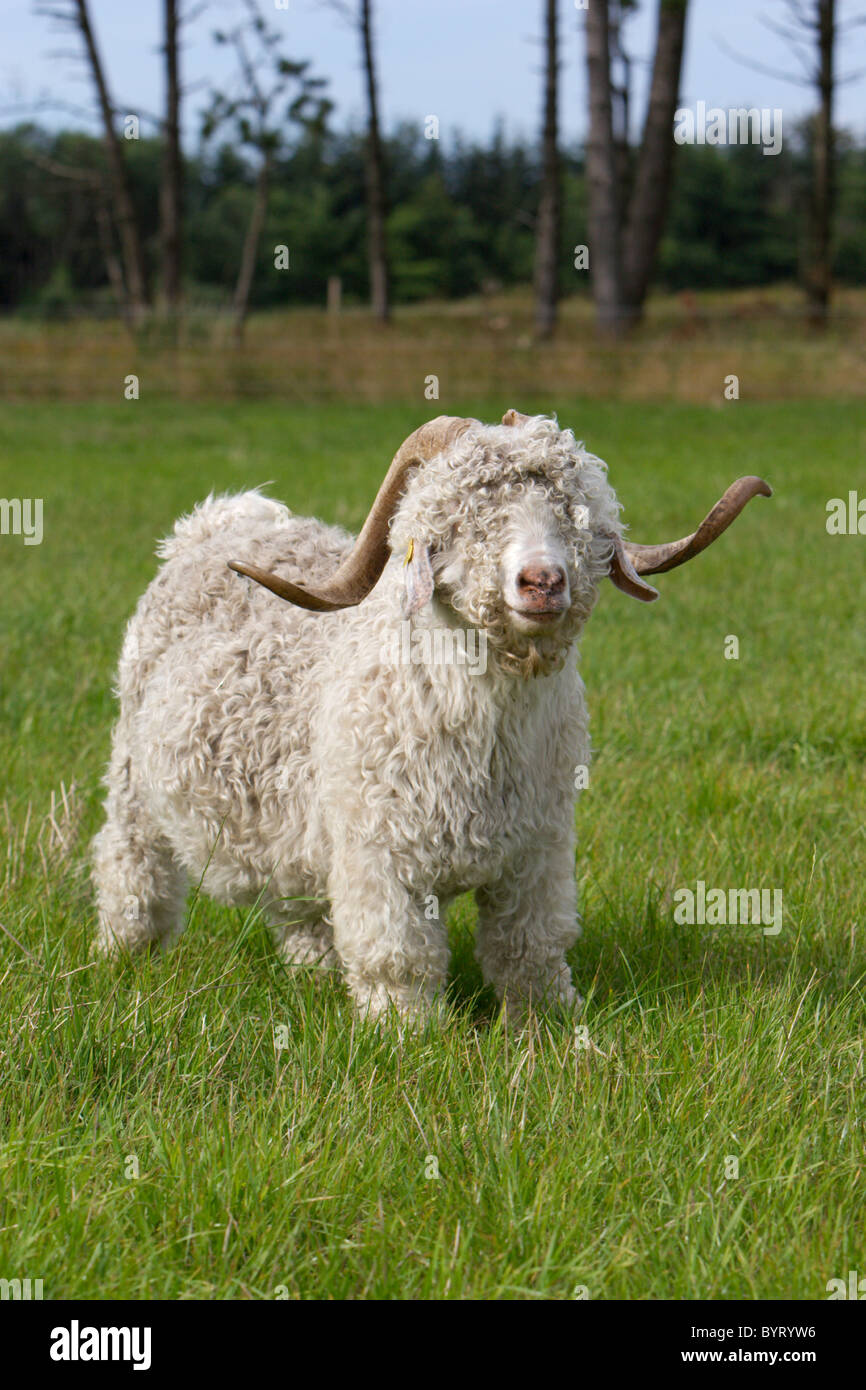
[229,415,476,611]
[624,475,772,576]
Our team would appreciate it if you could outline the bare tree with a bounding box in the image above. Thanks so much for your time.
[360,0,389,321]
[325,0,390,321]
[585,0,690,334]
[585,1,624,333]
[159,1,208,328]
[609,3,634,196]
[160,0,183,324]
[808,0,837,324]
[202,0,329,343]
[37,0,150,321]
[534,0,561,340]
[719,2,866,327]
[622,0,689,315]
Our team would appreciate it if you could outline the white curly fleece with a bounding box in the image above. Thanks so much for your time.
[93,413,627,1023]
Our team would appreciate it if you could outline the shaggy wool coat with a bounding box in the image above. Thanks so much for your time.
[93,414,626,1021]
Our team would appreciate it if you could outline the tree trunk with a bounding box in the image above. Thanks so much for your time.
[160,0,183,328]
[805,0,834,327]
[585,0,624,334]
[609,3,633,211]
[233,154,271,344]
[622,0,689,320]
[534,0,560,341]
[360,0,389,322]
[74,0,148,321]
[94,193,131,327]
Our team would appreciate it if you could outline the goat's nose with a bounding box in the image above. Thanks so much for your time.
[516,564,567,596]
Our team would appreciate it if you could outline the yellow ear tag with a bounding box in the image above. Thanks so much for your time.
[404,538,415,566]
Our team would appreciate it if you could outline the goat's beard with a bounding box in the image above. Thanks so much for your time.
[435,587,579,680]
[483,608,578,680]
[495,633,572,679]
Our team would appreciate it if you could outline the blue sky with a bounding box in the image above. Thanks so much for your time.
[2,0,865,148]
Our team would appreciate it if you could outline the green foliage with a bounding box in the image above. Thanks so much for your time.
[1,115,865,314]
[388,173,486,301]
[0,399,863,1297]
[659,143,800,289]
[28,263,76,320]
[835,138,866,283]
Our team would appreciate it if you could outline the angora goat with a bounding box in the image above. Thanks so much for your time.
[92,410,770,1023]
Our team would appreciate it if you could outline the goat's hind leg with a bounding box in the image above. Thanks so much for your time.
[92,783,188,956]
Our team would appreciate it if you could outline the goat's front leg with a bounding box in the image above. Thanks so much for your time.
[328,843,449,1024]
[476,835,581,1026]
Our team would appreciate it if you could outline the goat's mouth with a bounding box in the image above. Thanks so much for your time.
[505,604,567,631]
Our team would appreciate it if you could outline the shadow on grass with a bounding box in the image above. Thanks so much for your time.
[36,876,859,1048]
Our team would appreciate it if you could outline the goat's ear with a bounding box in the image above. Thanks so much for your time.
[401,539,435,617]
[606,533,659,603]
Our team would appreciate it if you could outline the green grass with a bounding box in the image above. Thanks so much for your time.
[0,398,864,1299]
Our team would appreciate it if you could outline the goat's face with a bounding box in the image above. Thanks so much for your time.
[390,418,623,675]
[228,410,770,676]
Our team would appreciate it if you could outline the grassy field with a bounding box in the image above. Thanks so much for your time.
[0,395,864,1299]
[2,284,866,405]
